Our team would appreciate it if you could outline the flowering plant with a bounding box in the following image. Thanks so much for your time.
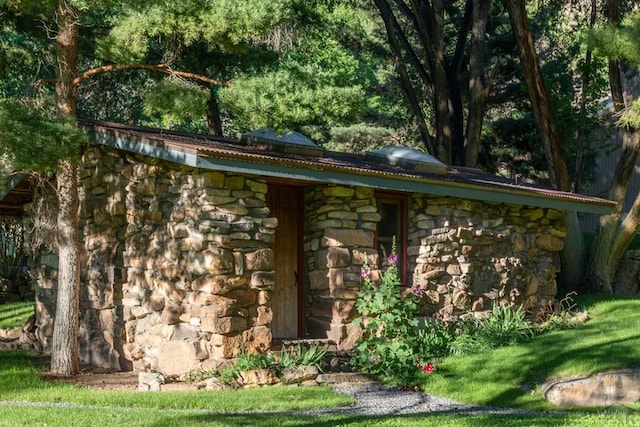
[352,238,434,389]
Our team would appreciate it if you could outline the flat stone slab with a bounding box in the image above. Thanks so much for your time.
[316,372,376,385]
[542,369,640,407]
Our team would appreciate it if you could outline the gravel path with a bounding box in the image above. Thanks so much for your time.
[307,382,544,416]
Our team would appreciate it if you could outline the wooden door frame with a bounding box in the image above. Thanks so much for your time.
[294,186,305,338]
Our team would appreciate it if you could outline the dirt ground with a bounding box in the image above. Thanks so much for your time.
[42,365,199,391]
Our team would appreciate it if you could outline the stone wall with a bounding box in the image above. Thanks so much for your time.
[30,147,567,370]
[409,196,565,320]
[32,145,277,375]
[304,185,380,350]
[303,188,566,349]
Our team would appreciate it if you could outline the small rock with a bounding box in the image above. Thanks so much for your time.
[239,368,279,388]
[281,365,319,385]
[138,371,165,392]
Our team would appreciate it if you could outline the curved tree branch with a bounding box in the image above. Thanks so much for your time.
[72,63,232,88]
[35,63,232,89]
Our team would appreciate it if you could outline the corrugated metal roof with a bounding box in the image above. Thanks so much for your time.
[84,120,616,215]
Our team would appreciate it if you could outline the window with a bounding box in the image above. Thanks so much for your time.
[375,193,407,285]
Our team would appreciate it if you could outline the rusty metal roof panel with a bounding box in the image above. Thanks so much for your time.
[83,120,616,214]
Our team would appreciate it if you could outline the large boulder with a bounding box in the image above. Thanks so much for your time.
[542,369,640,407]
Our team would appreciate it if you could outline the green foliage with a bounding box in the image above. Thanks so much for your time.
[219,71,365,132]
[0,100,85,176]
[277,342,327,371]
[0,19,53,99]
[185,343,327,386]
[449,305,537,356]
[413,320,456,360]
[97,0,292,62]
[141,79,209,128]
[588,10,640,65]
[352,248,433,387]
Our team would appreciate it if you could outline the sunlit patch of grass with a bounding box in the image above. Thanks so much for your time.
[0,351,353,411]
[0,300,34,329]
[424,294,640,411]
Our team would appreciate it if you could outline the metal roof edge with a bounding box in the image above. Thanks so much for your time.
[88,125,615,216]
[90,127,199,167]
[195,156,613,215]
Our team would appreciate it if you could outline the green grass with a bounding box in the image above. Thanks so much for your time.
[0,300,34,329]
[2,294,640,425]
[0,351,352,411]
[424,294,640,410]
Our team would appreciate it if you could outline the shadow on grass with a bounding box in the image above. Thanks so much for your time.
[177,412,567,427]
[481,296,640,409]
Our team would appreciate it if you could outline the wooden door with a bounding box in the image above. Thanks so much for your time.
[267,184,303,339]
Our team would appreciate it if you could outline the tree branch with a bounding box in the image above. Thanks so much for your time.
[35,64,232,89]
[72,63,232,88]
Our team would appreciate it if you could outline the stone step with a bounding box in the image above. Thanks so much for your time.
[316,372,376,385]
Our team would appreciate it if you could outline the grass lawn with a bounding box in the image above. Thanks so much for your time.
[0,300,33,329]
[2,294,640,425]
[424,293,640,411]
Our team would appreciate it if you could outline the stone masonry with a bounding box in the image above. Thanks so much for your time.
[304,185,380,350]
[32,145,277,374]
[30,148,566,373]
[408,196,565,320]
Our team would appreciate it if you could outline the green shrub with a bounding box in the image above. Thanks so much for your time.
[449,304,535,355]
[278,343,327,370]
[414,319,456,359]
[352,245,434,388]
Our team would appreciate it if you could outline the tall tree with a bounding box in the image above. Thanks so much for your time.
[372,0,494,165]
[0,0,279,375]
[585,1,640,292]
[50,0,81,376]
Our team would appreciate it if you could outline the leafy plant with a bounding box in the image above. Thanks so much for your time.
[278,343,327,370]
[414,319,456,360]
[352,241,434,388]
[181,368,217,384]
[449,304,535,355]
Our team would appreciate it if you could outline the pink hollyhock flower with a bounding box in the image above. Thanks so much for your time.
[361,267,371,278]
[411,285,421,296]
[422,362,434,373]
[387,254,398,265]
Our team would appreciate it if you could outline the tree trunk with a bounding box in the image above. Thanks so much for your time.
[585,0,640,292]
[206,86,224,136]
[50,0,80,376]
[374,0,435,154]
[51,160,80,375]
[464,0,491,167]
[503,0,588,292]
[430,0,454,165]
[502,0,572,192]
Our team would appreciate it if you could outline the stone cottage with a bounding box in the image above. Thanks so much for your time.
[4,120,614,376]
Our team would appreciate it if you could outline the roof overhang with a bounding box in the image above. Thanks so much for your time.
[88,123,616,216]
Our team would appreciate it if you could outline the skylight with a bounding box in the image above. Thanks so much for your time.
[240,129,322,157]
[366,146,447,174]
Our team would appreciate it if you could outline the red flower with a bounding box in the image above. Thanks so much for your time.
[422,362,434,373]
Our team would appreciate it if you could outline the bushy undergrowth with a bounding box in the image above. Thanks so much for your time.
[183,344,327,386]
[352,244,583,387]
[352,248,434,388]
